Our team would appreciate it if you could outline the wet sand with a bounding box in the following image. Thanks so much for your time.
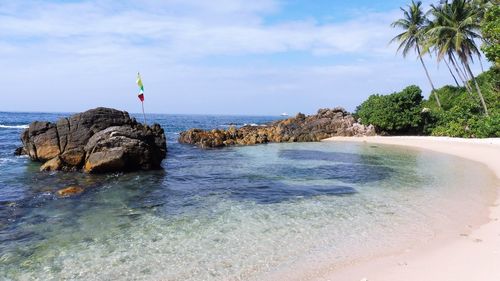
[320,136,500,281]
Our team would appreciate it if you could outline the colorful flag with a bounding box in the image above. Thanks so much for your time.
[136,72,147,124]
[136,72,145,102]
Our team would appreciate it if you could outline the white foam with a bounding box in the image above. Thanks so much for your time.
[0,157,17,164]
[0,124,28,129]
[243,123,264,127]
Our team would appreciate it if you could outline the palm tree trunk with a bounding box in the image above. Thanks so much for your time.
[478,55,484,72]
[444,59,460,86]
[416,45,441,108]
[450,56,467,85]
[450,54,473,94]
[464,62,489,116]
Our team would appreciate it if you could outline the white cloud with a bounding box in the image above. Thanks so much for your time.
[0,0,398,60]
[0,0,488,114]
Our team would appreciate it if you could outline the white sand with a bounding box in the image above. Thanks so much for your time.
[316,136,500,281]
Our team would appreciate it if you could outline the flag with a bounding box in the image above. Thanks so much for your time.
[136,72,145,102]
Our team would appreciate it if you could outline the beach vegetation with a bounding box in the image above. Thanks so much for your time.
[425,0,489,115]
[480,3,499,67]
[425,68,500,137]
[380,0,499,137]
[357,68,499,137]
[355,85,424,134]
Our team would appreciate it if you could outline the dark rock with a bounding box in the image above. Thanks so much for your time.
[14,147,25,156]
[19,107,167,173]
[179,107,375,148]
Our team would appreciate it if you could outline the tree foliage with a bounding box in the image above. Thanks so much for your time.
[356,85,424,134]
[481,4,500,67]
[390,1,427,58]
[425,0,489,115]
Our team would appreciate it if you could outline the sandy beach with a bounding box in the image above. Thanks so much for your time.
[319,136,500,281]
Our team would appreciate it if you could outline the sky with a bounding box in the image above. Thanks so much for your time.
[0,0,489,115]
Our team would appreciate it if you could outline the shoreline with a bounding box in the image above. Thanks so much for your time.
[319,136,500,281]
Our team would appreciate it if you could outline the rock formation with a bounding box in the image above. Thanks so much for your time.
[16,107,167,173]
[179,107,375,148]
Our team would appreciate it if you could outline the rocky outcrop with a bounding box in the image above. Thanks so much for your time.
[179,108,375,148]
[17,107,167,173]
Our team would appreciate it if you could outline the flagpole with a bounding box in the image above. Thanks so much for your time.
[136,72,147,125]
[141,101,147,125]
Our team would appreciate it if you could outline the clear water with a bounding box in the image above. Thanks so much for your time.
[0,112,496,280]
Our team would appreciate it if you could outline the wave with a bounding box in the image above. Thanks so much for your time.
[243,123,265,127]
[218,123,266,128]
[0,157,18,165]
[0,124,28,129]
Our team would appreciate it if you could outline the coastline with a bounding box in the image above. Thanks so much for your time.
[319,136,500,281]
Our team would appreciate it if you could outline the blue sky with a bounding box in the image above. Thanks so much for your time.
[0,0,488,115]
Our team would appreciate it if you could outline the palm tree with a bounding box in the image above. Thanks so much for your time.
[426,0,489,115]
[425,2,474,94]
[390,0,442,109]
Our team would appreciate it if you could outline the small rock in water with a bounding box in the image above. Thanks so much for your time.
[56,186,85,197]
[6,202,17,207]
[13,147,25,156]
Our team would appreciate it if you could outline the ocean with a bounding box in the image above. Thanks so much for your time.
[0,111,496,280]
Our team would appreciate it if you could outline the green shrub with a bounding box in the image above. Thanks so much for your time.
[430,113,500,138]
[423,68,500,138]
[431,122,472,137]
[469,113,500,138]
[356,85,424,134]
[354,69,499,138]
[423,85,471,111]
[475,68,500,113]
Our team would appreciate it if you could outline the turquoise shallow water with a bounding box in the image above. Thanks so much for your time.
[0,112,497,280]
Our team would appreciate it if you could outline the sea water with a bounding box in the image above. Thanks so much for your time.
[0,111,496,280]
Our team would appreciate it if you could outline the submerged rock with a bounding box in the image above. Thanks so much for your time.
[56,186,85,197]
[179,108,375,148]
[18,107,167,173]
